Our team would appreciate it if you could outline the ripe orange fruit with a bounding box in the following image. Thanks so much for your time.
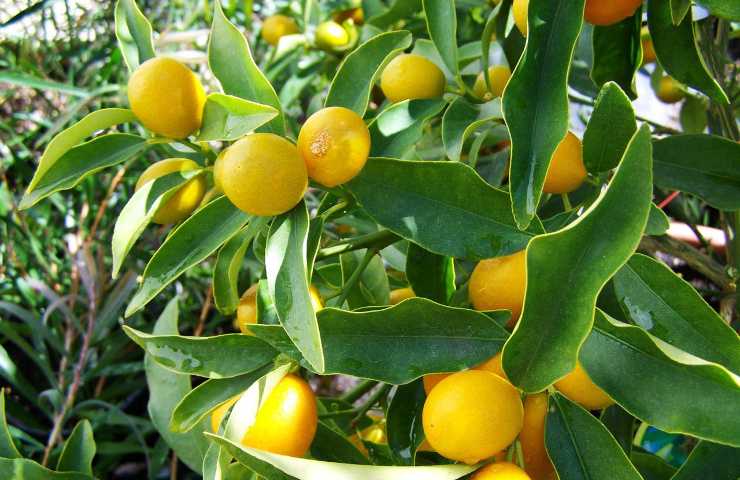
[585,0,643,26]
[473,65,512,100]
[389,287,415,305]
[422,352,507,395]
[469,250,527,326]
[555,362,614,410]
[261,15,299,46]
[543,131,587,194]
[641,26,656,65]
[135,158,206,225]
[520,393,557,480]
[380,54,446,103]
[513,0,529,35]
[471,462,532,480]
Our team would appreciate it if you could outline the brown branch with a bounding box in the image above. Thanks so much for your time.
[193,285,213,337]
[86,166,127,245]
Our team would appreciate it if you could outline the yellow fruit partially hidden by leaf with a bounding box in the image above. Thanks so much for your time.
[555,362,614,410]
[641,26,656,65]
[656,76,685,104]
[297,107,370,187]
[520,393,557,480]
[469,250,527,326]
[585,0,643,26]
[380,54,446,103]
[135,158,206,225]
[543,131,587,194]
[349,420,387,456]
[513,0,528,35]
[422,352,506,395]
[211,396,239,433]
[261,14,299,46]
[389,287,415,305]
[236,283,322,334]
[422,370,523,464]
[127,57,206,139]
[473,65,512,100]
[471,462,532,480]
[333,7,364,25]
[315,21,350,50]
[218,133,308,216]
[241,374,318,457]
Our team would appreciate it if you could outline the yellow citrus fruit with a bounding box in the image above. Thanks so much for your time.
[520,393,557,480]
[656,76,685,104]
[211,396,239,433]
[513,0,529,35]
[389,287,415,305]
[333,7,364,25]
[217,133,308,216]
[469,250,527,326]
[473,65,512,100]
[641,26,656,65]
[315,21,350,50]
[235,283,322,333]
[127,57,205,139]
[349,419,386,456]
[261,15,299,46]
[380,54,446,103]
[212,150,226,193]
[471,462,532,480]
[422,370,523,464]
[135,158,206,225]
[555,362,614,410]
[422,352,506,395]
[241,373,318,456]
[297,107,370,187]
[585,0,643,26]
[543,131,587,194]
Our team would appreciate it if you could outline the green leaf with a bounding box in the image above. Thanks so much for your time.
[600,405,635,455]
[0,72,90,97]
[441,98,503,161]
[196,93,278,142]
[583,82,637,173]
[645,204,669,236]
[339,249,390,309]
[652,134,740,210]
[21,133,146,209]
[0,459,93,479]
[503,125,653,392]
[679,95,708,134]
[581,311,740,446]
[422,0,458,78]
[0,391,21,459]
[591,10,642,99]
[369,99,446,158]
[125,196,250,316]
[669,0,691,24]
[311,422,370,465]
[326,31,413,117]
[386,380,426,465]
[208,2,285,134]
[123,326,277,378]
[114,0,155,71]
[546,393,643,480]
[368,0,423,28]
[631,452,677,480]
[672,441,740,480]
[111,170,203,278]
[693,0,740,20]
[348,158,541,260]
[647,0,728,104]
[57,420,95,474]
[502,0,585,228]
[406,243,455,304]
[266,202,324,372]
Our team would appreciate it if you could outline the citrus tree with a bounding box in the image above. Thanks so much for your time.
[3,0,740,478]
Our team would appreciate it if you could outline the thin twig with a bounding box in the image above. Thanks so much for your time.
[194,285,213,337]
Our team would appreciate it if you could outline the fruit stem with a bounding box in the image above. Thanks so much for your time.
[561,193,572,211]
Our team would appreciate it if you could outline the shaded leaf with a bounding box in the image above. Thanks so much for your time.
[57,420,95,474]
[386,380,426,465]
[406,243,455,304]
[583,82,637,173]
[311,422,370,465]
[441,97,503,161]
[600,405,635,455]
[693,0,740,20]
[631,452,676,480]
[0,391,21,459]
[645,204,669,236]
[672,441,740,480]
[591,10,642,99]
[369,99,446,158]
[0,459,93,479]
[339,249,390,309]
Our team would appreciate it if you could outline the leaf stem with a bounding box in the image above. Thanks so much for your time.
[334,248,378,307]
[316,230,400,260]
[341,379,379,404]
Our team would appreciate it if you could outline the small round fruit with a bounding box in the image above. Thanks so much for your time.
[127,57,206,139]
[641,26,656,65]
[422,352,507,395]
[543,131,587,194]
[218,133,308,216]
[389,287,415,305]
[423,370,523,464]
[555,362,614,410]
[333,7,364,25]
[315,21,349,50]
[471,462,531,480]
[423,373,449,395]
[261,15,299,46]
[520,393,557,480]
[380,54,446,103]
[297,106,370,187]
[656,76,685,104]
[235,284,259,334]
[473,65,512,100]
[135,158,206,225]
[211,396,238,433]
[513,0,529,35]
[241,373,318,456]
[585,0,643,26]
[469,250,527,325]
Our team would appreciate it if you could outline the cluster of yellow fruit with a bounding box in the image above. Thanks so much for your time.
[261,9,361,52]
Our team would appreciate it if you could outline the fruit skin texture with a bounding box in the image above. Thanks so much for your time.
[389,287,415,305]
[218,133,308,216]
[585,0,643,26]
[235,283,322,333]
[520,394,557,480]
[513,0,528,35]
[543,131,587,194]
[135,158,206,225]
[127,57,206,139]
[473,66,512,100]
[380,54,446,104]
[422,370,523,464]
[423,352,507,395]
[241,374,318,457]
[211,396,239,433]
[469,250,527,326]
[315,21,350,50]
[261,15,299,46]
[297,107,370,187]
[656,76,685,104]
[471,462,532,480]
[555,362,614,410]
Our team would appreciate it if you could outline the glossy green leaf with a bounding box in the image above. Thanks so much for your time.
[669,0,691,24]
[612,253,740,373]
[125,196,250,316]
[123,326,277,378]
[348,158,540,260]
[311,422,370,465]
[647,0,728,104]
[546,393,642,480]
[581,311,740,446]
[248,325,304,364]
[652,134,740,210]
[0,459,93,479]
[672,441,740,480]
[645,204,669,236]
[422,0,458,77]
[114,0,155,71]
[591,11,642,99]
[369,99,446,158]
[196,93,278,142]
[406,243,455,304]
[386,380,426,465]
[21,133,146,209]
[326,31,412,116]
[583,82,637,173]
[631,452,676,480]
[502,0,585,228]
[265,202,324,372]
[368,0,422,28]
[339,249,390,309]
[442,97,503,161]
[57,420,95,474]
[600,405,635,455]
[693,0,740,20]
[208,2,284,134]
[0,391,20,459]
[503,125,653,392]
